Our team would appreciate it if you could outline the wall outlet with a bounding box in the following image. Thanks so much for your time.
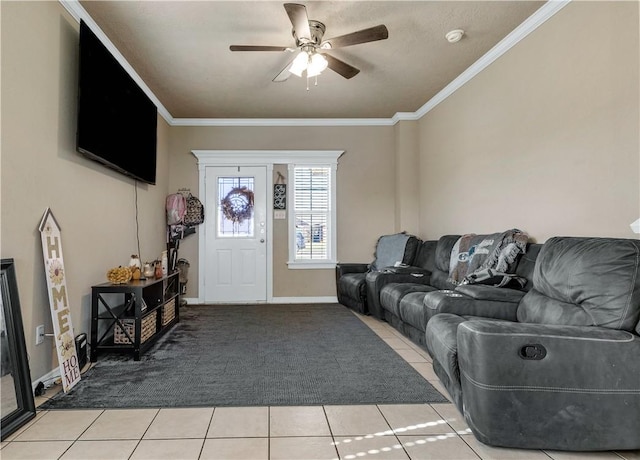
[35,325,45,345]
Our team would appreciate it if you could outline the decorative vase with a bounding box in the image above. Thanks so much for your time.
[143,262,154,279]
[154,260,163,279]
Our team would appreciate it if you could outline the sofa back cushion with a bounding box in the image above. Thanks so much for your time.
[370,233,420,271]
[430,270,458,290]
[413,240,438,271]
[517,237,640,331]
[513,243,543,291]
[434,235,461,272]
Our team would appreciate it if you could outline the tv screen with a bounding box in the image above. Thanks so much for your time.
[77,20,157,185]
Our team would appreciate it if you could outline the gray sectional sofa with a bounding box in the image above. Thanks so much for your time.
[336,233,640,451]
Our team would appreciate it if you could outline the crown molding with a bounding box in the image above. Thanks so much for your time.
[60,0,570,128]
[172,118,394,127]
[192,149,344,166]
[414,0,571,118]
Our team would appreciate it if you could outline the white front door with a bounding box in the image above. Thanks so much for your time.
[204,166,267,302]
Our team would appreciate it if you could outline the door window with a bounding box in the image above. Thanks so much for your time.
[217,177,255,237]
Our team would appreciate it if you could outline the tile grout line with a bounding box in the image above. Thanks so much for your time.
[374,405,412,459]
[126,408,159,460]
[456,432,489,460]
[9,410,51,442]
[267,406,271,460]
[197,406,216,460]
[321,405,340,460]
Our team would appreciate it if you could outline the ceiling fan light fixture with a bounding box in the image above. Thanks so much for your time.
[289,51,308,77]
[306,53,328,77]
[230,3,388,84]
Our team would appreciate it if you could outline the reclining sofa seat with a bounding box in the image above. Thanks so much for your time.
[335,233,420,314]
[376,235,460,343]
[426,237,640,451]
[422,242,542,324]
[364,239,439,320]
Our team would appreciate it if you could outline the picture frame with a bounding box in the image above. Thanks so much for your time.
[1,258,36,441]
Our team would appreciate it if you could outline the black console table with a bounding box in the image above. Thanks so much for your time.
[90,272,179,361]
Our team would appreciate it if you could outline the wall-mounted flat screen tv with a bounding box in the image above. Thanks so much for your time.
[77,20,157,185]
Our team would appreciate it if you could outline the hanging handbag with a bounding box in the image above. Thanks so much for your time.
[183,193,205,226]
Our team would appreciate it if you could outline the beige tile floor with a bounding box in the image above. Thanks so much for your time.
[2,312,639,460]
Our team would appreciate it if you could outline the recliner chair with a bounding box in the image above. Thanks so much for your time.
[336,233,420,314]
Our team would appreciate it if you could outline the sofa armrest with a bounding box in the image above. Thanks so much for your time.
[382,266,431,277]
[424,289,520,322]
[335,263,369,278]
[455,285,526,303]
[364,268,432,319]
[457,320,640,450]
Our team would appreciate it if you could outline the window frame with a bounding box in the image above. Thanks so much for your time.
[287,162,338,269]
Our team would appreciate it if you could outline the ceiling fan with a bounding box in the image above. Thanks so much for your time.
[229,3,389,83]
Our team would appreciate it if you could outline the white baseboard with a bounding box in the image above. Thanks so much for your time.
[271,296,338,304]
[32,368,61,392]
[183,296,338,305]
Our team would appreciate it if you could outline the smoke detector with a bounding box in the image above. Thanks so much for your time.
[445,29,465,43]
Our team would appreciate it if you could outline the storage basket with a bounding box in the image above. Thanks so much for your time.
[114,314,156,344]
[162,298,176,326]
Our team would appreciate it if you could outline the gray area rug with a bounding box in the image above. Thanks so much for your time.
[41,304,447,409]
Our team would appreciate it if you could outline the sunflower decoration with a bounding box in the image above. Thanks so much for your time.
[221,186,255,224]
[49,260,65,285]
[58,333,75,360]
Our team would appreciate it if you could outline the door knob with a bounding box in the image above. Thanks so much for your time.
[260,239,265,243]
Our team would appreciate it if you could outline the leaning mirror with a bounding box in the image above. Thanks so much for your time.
[1,258,36,440]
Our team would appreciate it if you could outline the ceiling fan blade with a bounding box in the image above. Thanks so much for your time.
[230,45,289,52]
[323,54,360,79]
[324,24,389,48]
[273,60,294,82]
[284,3,311,41]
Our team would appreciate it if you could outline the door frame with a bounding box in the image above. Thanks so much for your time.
[203,165,268,303]
[192,150,344,304]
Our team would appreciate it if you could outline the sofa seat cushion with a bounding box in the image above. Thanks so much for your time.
[517,237,640,331]
[338,273,366,301]
[424,290,474,323]
[380,283,434,317]
[425,313,468,391]
[397,291,431,331]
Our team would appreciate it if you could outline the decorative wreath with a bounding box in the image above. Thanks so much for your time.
[221,186,254,224]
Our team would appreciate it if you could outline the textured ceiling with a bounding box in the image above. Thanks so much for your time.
[80,1,544,119]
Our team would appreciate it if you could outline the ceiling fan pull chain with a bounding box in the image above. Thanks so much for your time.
[306,76,310,91]
[315,76,318,87]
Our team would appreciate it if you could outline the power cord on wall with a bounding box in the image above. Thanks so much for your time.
[134,180,142,261]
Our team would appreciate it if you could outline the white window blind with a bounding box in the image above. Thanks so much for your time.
[289,165,336,267]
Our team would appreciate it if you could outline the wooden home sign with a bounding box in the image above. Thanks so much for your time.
[38,208,81,392]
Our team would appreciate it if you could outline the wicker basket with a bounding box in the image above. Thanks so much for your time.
[114,314,156,344]
[162,299,176,326]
